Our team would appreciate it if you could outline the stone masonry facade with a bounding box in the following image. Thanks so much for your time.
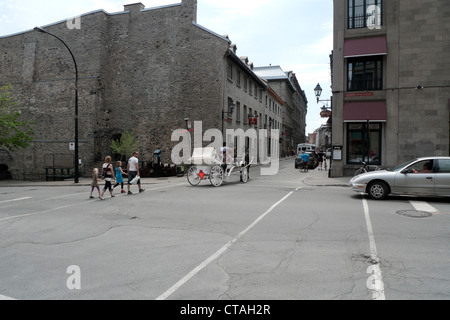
[331,0,450,177]
[0,0,307,180]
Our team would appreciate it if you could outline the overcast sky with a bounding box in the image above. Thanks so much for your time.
[0,0,333,134]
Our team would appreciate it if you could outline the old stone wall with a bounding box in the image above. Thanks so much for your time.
[0,0,234,179]
[397,0,450,161]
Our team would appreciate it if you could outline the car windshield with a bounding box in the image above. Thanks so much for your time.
[389,159,417,172]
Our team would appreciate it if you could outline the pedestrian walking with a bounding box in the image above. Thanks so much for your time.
[112,161,127,194]
[89,168,101,199]
[100,156,115,200]
[317,150,324,170]
[127,151,145,194]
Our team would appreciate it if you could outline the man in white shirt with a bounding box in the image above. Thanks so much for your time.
[127,151,145,194]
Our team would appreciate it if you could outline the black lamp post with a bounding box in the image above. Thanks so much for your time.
[222,99,235,135]
[314,83,323,103]
[35,27,79,183]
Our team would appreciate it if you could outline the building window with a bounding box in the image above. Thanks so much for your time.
[348,0,383,29]
[227,97,234,119]
[244,105,248,123]
[227,62,233,80]
[249,80,253,96]
[236,70,241,87]
[347,122,382,165]
[236,102,241,122]
[244,77,248,91]
[347,56,383,91]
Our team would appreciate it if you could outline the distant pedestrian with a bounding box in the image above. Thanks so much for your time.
[317,151,324,170]
[127,151,145,194]
[100,156,115,200]
[220,143,227,172]
[89,168,101,199]
[113,161,127,194]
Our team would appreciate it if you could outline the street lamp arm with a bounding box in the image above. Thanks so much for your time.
[34,27,78,76]
[34,26,80,183]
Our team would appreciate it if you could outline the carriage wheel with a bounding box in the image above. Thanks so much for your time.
[209,165,224,187]
[187,166,201,186]
[240,167,249,183]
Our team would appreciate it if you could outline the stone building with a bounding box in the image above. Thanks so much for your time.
[331,0,450,177]
[253,66,308,156]
[0,0,304,180]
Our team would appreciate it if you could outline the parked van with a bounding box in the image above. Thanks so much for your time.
[297,143,316,155]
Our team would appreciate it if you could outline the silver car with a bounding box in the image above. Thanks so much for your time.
[349,157,450,200]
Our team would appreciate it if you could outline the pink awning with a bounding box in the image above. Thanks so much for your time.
[344,36,387,58]
[344,101,387,122]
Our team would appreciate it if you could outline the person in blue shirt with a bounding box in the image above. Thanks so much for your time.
[299,152,309,172]
[113,161,128,194]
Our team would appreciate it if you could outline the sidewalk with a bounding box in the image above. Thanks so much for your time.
[301,166,350,187]
[0,158,350,188]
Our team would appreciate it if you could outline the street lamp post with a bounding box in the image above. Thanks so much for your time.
[314,83,333,177]
[34,27,79,183]
[222,99,236,135]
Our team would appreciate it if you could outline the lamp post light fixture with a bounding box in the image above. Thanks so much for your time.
[314,83,323,103]
[222,99,236,134]
[314,83,331,104]
[34,26,80,183]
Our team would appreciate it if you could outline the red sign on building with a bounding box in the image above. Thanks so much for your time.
[345,92,374,97]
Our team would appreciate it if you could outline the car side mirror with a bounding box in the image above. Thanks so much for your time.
[401,168,413,174]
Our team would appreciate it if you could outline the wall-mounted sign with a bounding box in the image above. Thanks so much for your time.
[345,92,374,97]
[333,145,342,161]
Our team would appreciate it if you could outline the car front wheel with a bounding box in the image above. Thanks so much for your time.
[367,181,389,200]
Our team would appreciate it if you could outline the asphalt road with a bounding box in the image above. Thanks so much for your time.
[0,159,449,301]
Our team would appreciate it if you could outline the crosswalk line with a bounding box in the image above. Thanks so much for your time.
[410,201,439,214]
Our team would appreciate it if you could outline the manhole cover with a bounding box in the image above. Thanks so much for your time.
[396,210,433,218]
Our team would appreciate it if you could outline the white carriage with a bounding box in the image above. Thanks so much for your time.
[186,147,252,187]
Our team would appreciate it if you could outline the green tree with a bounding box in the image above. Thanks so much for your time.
[0,84,34,151]
[110,130,139,161]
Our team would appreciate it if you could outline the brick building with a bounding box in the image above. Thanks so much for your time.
[0,0,304,180]
[331,0,450,177]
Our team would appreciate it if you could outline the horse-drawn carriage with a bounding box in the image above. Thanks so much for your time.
[186,147,252,187]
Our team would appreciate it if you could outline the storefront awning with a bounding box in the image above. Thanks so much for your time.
[344,36,387,58]
[343,101,387,122]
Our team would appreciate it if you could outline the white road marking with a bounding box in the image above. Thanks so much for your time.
[0,294,16,300]
[362,196,386,300]
[156,187,301,300]
[0,197,32,204]
[410,201,439,214]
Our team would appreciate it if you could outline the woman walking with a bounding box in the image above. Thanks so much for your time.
[100,156,115,200]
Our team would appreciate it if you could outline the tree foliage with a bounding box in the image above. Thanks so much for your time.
[110,130,139,161]
[0,84,34,151]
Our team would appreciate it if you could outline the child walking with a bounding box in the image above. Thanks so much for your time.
[113,161,127,194]
[89,168,101,199]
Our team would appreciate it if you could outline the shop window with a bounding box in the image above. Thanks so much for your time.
[347,122,382,165]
